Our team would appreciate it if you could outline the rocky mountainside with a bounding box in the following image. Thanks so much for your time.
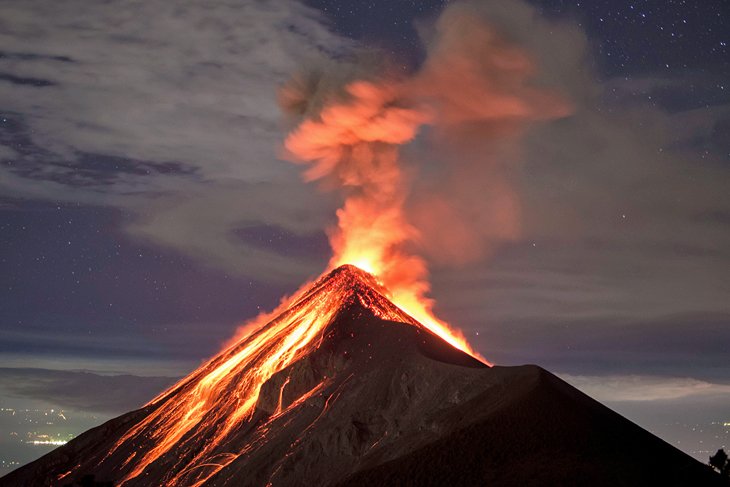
[1,265,722,486]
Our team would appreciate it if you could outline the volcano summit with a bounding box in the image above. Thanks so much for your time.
[1,265,722,486]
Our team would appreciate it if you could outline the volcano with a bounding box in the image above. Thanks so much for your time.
[2,265,722,486]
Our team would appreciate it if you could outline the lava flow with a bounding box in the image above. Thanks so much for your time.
[97,264,480,487]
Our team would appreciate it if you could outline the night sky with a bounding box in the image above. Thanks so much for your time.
[1,0,729,466]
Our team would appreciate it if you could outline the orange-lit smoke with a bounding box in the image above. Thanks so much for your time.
[281,5,568,358]
[282,80,454,349]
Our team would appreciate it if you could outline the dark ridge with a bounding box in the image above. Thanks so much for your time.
[416,327,487,369]
[339,366,724,487]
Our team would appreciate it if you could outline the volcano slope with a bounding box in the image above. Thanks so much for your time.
[2,265,722,487]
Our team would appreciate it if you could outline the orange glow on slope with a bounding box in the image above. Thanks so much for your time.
[105,265,456,486]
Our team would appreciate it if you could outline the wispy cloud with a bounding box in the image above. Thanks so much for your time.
[0,368,177,413]
[0,0,347,281]
[560,373,730,402]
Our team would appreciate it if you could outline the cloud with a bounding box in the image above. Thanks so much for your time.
[0,368,176,413]
[0,0,345,184]
[124,181,334,282]
[560,373,730,402]
[0,0,348,280]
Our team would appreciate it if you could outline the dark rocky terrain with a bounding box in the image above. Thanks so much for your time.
[1,265,722,486]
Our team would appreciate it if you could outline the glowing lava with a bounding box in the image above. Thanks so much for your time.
[100,265,480,486]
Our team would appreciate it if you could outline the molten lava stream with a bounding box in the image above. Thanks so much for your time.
[105,265,482,486]
[110,277,346,485]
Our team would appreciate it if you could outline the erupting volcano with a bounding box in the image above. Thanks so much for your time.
[2,264,723,487]
[2,5,724,487]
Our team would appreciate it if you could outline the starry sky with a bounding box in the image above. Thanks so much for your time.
[0,0,728,463]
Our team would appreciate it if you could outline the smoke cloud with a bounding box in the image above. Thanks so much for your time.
[409,4,570,264]
[280,2,569,294]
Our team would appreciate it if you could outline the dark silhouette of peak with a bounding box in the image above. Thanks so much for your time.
[1,265,723,487]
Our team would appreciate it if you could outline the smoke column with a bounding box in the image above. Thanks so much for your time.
[280,2,569,354]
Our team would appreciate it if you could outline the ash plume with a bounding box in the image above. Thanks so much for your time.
[279,1,569,329]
